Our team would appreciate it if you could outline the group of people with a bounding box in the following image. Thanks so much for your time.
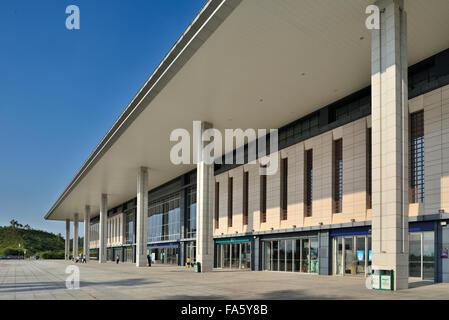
[74,254,87,263]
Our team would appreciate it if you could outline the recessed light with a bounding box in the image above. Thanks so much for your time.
[301,72,306,76]
[360,36,365,40]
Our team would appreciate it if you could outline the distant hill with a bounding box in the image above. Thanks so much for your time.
[0,221,65,258]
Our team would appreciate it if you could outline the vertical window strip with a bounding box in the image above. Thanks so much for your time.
[366,128,372,209]
[260,167,267,223]
[215,182,219,229]
[281,158,288,220]
[410,110,424,203]
[243,172,249,225]
[228,177,233,227]
[305,149,313,217]
[333,139,343,213]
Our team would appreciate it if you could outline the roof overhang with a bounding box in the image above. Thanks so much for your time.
[45,0,449,221]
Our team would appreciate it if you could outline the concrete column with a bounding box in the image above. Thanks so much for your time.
[73,213,79,259]
[99,194,108,263]
[195,121,215,272]
[371,0,409,290]
[136,167,149,267]
[83,205,90,261]
[65,219,70,260]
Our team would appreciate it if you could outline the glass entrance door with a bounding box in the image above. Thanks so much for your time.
[333,235,371,276]
[409,231,435,281]
[344,237,354,275]
[409,233,421,278]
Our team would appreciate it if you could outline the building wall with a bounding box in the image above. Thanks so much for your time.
[89,213,125,248]
[214,85,449,237]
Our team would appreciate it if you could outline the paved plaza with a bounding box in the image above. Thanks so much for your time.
[0,259,448,300]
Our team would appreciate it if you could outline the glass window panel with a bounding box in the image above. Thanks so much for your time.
[355,236,365,275]
[272,241,279,271]
[263,241,271,271]
[294,240,301,272]
[310,238,319,273]
[279,240,286,271]
[231,244,240,269]
[301,239,309,273]
[286,240,293,272]
[344,237,354,275]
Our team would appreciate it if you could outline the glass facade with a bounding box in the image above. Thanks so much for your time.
[185,187,197,239]
[217,241,251,270]
[409,231,435,281]
[332,235,371,276]
[148,246,179,265]
[125,208,135,245]
[148,194,181,242]
[124,246,133,263]
[185,241,196,265]
[262,238,318,273]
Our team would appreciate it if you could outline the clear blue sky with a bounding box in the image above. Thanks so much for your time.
[0,0,206,235]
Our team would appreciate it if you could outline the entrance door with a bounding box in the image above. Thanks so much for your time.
[355,237,365,275]
[409,233,421,278]
[409,231,435,281]
[344,237,354,275]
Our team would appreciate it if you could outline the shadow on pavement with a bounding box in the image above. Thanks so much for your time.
[0,278,159,294]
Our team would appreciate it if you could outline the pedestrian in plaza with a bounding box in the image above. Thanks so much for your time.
[82,254,86,263]
[147,253,151,267]
[116,254,120,264]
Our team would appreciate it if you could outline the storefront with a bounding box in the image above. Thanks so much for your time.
[147,242,180,265]
[89,248,99,260]
[112,247,123,261]
[261,237,318,273]
[216,238,252,270]
[123,245,134,263]
[185,240,196,265]
[332,233,372,276]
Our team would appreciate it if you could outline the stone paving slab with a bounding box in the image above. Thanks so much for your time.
[0,259,448,300]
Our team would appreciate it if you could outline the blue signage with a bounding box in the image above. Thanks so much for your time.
[369,250,372,261]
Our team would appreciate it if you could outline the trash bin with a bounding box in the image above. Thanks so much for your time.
[194,262,201,273]
[372,269,394,291]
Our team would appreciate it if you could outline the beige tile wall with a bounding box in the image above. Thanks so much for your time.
[214,85,449,236]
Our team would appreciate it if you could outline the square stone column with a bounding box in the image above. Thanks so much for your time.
[99,194,108,263]
[371,0,409,290]
[65,219,70,260]
[83,205,90,261]
[73,213,79,259]
[136,167,149,267]
[195,121,215,272]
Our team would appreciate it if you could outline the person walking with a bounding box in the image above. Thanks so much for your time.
[147,253,151,267]
[82,254,86,263]
[116,254,120,264]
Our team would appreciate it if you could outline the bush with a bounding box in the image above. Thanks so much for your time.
[2,248,22,256]
[38,250,65,259]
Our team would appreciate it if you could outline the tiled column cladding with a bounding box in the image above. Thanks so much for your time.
[99,194,108,263]
[65,219,70,260]
[73,213,79,258]
[371,0,409,290]
[136,167,149,267]
[83,205,90,261]
[196,122,215,272]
